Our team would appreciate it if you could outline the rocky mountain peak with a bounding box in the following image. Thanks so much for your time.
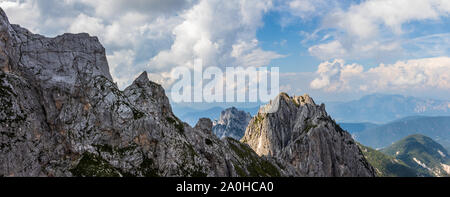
[293,94,316,106]
[212,107,252,140]
[242,92,375,176]
[134,71,150,85]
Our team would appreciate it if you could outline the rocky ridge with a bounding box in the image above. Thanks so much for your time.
[0,8,374,177]
[242,93,376,176]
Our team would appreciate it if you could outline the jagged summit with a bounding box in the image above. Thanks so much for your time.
[242,92,375,177]
[259,92,320,114]
[134,71,150,84]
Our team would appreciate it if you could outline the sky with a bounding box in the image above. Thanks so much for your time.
[1,0,450,107]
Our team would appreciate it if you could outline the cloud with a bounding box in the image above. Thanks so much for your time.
[68,13,105,38]
[310,57,450,92]
[308,40,347,60]
[0,0,41,33]
[310,59,363,91]
[405,33,450,57]
[325,0,449,38]
[274,0,337,27]
[307,0,450,61]
[148,0,282,72]
[69,0,197,20]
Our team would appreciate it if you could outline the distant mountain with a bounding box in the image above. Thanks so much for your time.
[350,116,450,150]
[326,94,450,123]
[212,107,252,140]
[173,105,260,126]
[381,134,450,177]
[240,106,260,116]
[176,107,224,126]
[339,122,378,134]
[357,143,417,177]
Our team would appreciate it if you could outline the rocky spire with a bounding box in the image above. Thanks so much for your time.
[242,92,376,177]
[134,71,150,84]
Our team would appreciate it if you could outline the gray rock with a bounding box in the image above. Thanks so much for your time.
[212,107,251,140]
[242,93,376,177]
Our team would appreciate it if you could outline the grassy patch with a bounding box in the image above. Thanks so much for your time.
[139,156,160,177]
[70,152,122,177]
[227,138,281,177]
[166,116,184,134]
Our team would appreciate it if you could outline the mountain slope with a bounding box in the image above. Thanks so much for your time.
[357,143,417,177]
[326,94,450,123]
[212,107,252,140]
[382,134,450,177]
[353,116,450,150]
[241,93,376,177]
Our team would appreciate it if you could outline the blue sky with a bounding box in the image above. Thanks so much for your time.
[257,10,320,73]
[257,0,450,72]
[1,0,450,107]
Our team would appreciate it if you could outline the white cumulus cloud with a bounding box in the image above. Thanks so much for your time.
[310,57,450,92]
[149,0,281,72]
[307,0,450,61]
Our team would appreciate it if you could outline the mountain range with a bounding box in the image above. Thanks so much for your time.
[173,105,259,126]
[341,116,450,151]
[0,8,374,177]
[326,94,450,123]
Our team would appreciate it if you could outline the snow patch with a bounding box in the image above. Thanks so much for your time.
[438,150,446,158]
[441,163,450,174]
[413,157,429,170]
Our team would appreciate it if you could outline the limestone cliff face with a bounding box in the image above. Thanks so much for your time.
[212,107,252,140]
[242,93,376,177]
[0,8,285,177]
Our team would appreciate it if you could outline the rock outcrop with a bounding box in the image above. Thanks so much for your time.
[241,93,376,177]
[212,107,252,140]
[0,8,285,177]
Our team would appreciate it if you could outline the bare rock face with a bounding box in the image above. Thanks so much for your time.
[212,107,252,140]
[242,93,376,177]
[0,8,285,177]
